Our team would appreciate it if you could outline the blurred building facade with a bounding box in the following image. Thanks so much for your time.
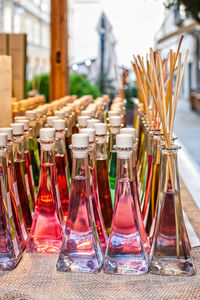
[155,5,200,101]
[0,0,50,80]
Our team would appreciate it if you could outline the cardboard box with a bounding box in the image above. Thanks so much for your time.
[0,56,12,127]
[0,34,8,55]
[8,34,27,100]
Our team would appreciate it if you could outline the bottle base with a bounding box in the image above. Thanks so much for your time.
[56,254,102,273]
[103,256,149,275]
[150,257,196,276]
[26,238,62,254]
[0,255,22,271]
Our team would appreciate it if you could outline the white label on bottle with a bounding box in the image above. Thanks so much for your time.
[25,174,31,196]
[7,192,12,218]
[13,237,20,257]
[55,184,61,209]
[30,165,35,187]
[13,182,20,206]
[21,223,28,241]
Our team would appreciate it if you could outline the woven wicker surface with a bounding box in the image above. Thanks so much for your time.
[0,180,199,300]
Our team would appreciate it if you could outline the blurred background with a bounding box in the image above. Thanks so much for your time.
[0,0,200,184]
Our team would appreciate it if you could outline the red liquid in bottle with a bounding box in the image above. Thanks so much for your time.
[25,151,35,208]
[14,160,32,230]
[96,159,113,235]
[27,163,63,253]
[55,154,70,222]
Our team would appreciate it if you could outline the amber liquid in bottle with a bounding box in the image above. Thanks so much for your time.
[96,159,113,235]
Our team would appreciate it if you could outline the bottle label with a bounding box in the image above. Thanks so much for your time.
[7,192,20,257]
[13,182,27,241]
[55,184,63,224]
[30,165,35,187]
[25,174,33,215]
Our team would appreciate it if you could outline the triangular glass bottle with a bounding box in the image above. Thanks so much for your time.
[57,133,103,273]
[150,145,195,276]
[103,134,148,274]
[27,128,63,253]
[0,133,23,270]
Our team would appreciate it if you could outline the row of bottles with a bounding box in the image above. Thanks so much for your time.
[0,94,195,276]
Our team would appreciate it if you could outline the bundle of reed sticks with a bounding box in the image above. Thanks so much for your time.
[132,36,189,259]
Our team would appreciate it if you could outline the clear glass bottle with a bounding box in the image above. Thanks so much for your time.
[15,119,36,209]
[108,116,122,206]
[94,123,113,236]
[57,134,103,273]
[11,123,33,231]
[0,128,28,250]
[25,110,40,188]
[103,134,148,274]
[52,119,70,223]
[150,145,195,276]
[0,133,23,270]
[80,128,108,254]
[27,128,63,253]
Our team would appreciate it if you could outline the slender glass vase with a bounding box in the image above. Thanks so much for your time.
[80,128,108,254]
[27,128,63,253]
[11,123,33,231]
[103,134,148,275]
[57,134,103,273]
[94,123,113,235]
[108,116,122,207]
[53,119,70,223]
[150,145,195,276]
[0,133,23,270]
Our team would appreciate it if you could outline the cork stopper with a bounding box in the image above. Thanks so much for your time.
[40,128,55,142]
[10,123,24,135]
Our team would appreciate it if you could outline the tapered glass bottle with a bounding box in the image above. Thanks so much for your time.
[150,145,195,276]
[27,128,63,253]
[108,116,122,206]
[25,110,40,188]
[11,123,33,231]
[52,119,70,223]
[103,134,148,274]
[94,123,113,235]
[0,133,23,270]
[80,128,108,254]
[57,134,103,273]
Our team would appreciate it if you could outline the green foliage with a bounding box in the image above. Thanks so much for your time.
[27,73,101,102]
[125,83,138,109]
[27,73,49,102]
[69,74,101,98]
[164,0,200,23]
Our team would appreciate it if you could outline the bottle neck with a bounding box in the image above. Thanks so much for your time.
[40,141,55,165]
[71,148,89,178]
[24,131,30,152]
[29,119,37,138]
[88,142,96,168]
[95,134,107,160]
[13,134,25,161]
[0,147,8,176]
[116,149,134,180]
[7,140,14,166]
[109,126,120,150]
[55,130,66,155]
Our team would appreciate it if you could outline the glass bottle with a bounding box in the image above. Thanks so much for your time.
[0,133,23,270]
[57,134,103,273]
[103,134,148,274]
[63,107,73,174]
[77,116,90,132]
[27,128,63,253]
[25,110,40,188]
[120,127,150,253]
[11,123,33,231]
[94,123,113,235]
[0,128,28,250]
[80,128,108,254]
[108,116,122,206]
[149,145,195,276]
[15,119,35,209]
[52,119,70,223]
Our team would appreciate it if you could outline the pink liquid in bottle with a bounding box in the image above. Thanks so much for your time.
[55,154,70,223]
